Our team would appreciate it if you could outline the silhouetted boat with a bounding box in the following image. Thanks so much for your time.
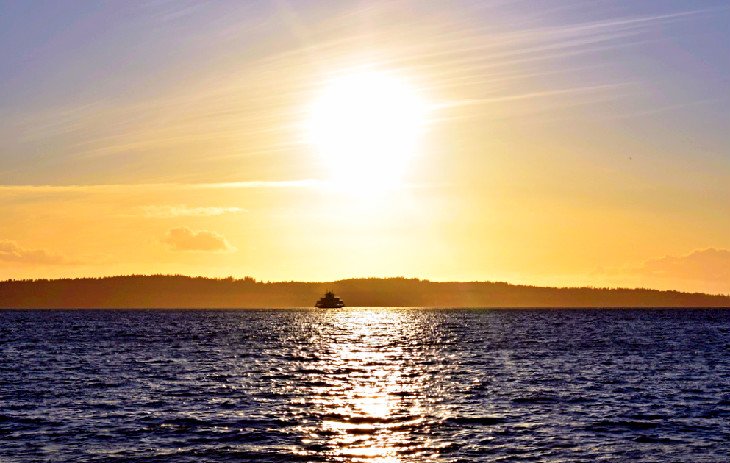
[315,291,345,308]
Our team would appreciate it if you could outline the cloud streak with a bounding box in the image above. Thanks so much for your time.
[142,205,245,218]
[437,83,632,109]
[7,3,717,172]
[0,180,320,195]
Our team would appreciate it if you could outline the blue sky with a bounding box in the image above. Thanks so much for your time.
[1,1,729,291]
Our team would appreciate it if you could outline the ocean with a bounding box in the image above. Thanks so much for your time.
[1,308,728,462]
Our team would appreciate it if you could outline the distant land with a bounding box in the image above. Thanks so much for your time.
[0,275,728,308]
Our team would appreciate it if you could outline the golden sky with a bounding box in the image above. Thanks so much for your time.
[1,1,729,293]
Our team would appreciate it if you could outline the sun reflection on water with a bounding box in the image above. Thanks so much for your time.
[307,308,439,462]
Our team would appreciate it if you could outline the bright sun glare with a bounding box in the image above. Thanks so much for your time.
[306,69,428,189]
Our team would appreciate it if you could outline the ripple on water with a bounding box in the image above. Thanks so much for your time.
[1,308,729,462]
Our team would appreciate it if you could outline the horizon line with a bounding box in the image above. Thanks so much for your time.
[2,273,728,298]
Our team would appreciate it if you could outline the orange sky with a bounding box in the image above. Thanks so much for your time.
[1,2,729,294]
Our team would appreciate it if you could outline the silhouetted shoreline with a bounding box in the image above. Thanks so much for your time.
[0,275,728,308]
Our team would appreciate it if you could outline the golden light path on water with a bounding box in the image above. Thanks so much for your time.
[299,309,453,462]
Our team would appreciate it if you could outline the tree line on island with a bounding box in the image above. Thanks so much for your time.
[0,275,728,308]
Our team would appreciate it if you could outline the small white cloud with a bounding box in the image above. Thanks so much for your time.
[162,227,235,252]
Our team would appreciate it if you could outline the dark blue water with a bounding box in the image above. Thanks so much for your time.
[1,309,729,462]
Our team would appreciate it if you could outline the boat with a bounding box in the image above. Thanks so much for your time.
[315,291,345,308]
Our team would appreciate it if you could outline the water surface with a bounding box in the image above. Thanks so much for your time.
[1,308,729,462]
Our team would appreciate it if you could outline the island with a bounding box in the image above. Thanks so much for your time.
[0,276,728,308]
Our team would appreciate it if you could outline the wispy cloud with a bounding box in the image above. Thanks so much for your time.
[0,240,73,265]
[8,4,716,172]
[599,248,730,294]
[0,180,320,195]
[437,83,632,109]
[600,97,730,120]
[3,0,725,207]
[162,227,235,252]
[142,205,245,218]
[195,179,322,189]
[641,248,730,283]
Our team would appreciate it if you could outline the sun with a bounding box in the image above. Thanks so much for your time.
[306,69,428,189]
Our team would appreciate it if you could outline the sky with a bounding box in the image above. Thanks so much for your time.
[1,0,729,294]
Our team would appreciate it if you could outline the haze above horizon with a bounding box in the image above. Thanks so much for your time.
[1,1,729,294]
